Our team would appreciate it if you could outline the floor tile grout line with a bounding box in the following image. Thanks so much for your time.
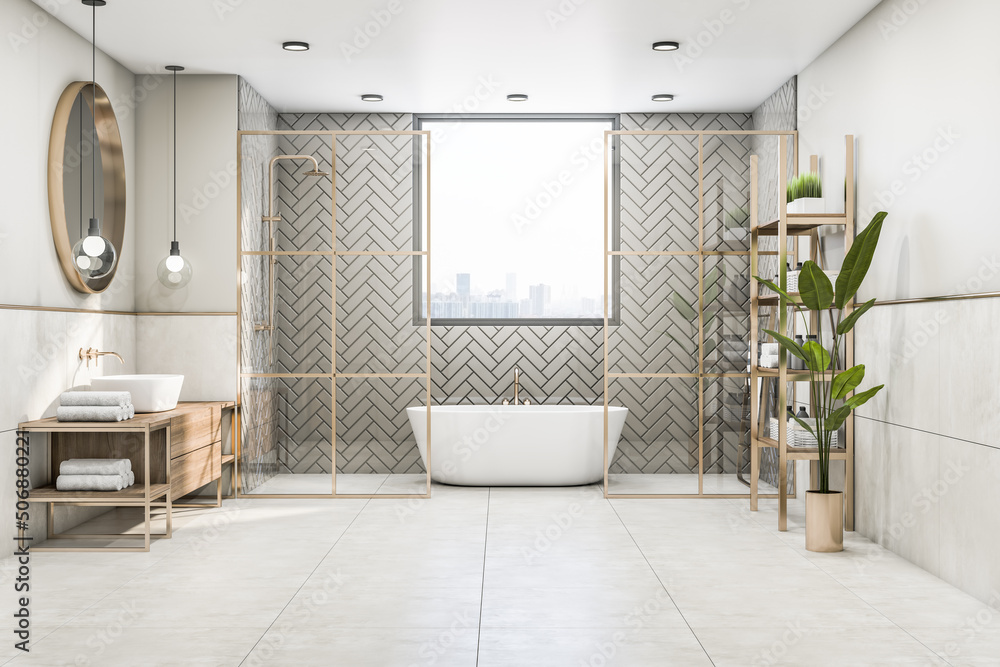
[236,496,373,667]
[606,498,718,667]
[475,487,491,667]
[731,498,956,666]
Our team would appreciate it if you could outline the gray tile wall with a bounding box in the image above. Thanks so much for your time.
[263,111,757,476]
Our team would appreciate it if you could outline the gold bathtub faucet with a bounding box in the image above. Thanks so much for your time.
[502,366,531,406]
[79,347,124,369]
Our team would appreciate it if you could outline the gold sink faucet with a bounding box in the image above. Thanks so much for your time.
[79,347,124,369]
[502,366,531,406]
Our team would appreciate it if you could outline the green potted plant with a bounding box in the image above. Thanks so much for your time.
[787,172,823,214]
[754,211,887,552]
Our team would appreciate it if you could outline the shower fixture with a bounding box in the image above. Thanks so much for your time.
[256,155,330,341]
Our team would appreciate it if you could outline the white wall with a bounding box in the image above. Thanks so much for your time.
[798,0,1000,300]
[0,0,136,311]
[135,74,238,313]
[0,0,140,555]
[798,0,1000,604]
[136,315,237,402]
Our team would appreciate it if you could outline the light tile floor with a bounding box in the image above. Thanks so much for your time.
[2,482,998,666]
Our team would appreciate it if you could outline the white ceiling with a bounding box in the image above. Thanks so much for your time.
[39,0,881,113]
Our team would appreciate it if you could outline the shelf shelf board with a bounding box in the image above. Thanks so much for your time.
[752,436,848,459]
[753,214,848,236]
[221,454,235,466]
[754,367,833,380]
[754,293,803,306]
[27,483,170,504]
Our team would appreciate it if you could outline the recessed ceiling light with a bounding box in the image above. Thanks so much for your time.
[282,41,310,51]
[360,94,383,102]
[507,93,528,102]
[652,41,680,51]
[652,94,674,102]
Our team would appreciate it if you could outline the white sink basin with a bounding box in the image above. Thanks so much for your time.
[91,374,184,413]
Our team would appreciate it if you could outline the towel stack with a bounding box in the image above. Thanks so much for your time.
[56,459,135,492]
[57,391,134,422]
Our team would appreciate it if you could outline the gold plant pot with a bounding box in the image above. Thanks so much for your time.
[805,490,844,553]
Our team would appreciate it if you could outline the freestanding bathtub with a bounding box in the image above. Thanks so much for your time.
[405,405,628,486]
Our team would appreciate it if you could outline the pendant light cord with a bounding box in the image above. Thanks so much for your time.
[173,68,177,243]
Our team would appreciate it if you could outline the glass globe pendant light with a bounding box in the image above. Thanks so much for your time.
[157,65,193,289]
[72,0,117,280]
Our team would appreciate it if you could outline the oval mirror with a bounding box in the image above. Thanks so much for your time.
[47,81,126,293]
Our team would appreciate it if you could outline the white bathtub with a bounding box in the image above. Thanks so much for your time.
[405,405,628,486]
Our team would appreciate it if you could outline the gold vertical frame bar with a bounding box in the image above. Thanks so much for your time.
[777,134,789,531]
[235,133,243,498]
[749,155,760,511]
[603,130,611,497]
[331,134,343,495]
[696,134,705,496]
[423,131,432,498]
[844,134,855,531]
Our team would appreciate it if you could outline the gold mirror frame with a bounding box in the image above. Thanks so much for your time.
[47,81,126,294]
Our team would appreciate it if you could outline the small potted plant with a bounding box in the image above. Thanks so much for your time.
[787,172,823,214]
[754,211,887,552]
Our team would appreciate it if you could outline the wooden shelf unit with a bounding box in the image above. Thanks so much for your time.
[749,135,857,532]
[18,401,235,552]
[28,484,171,504]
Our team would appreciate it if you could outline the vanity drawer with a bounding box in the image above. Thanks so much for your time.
[169,405,220,458]
[170,442,220,501]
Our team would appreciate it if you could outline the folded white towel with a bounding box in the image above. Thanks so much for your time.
[759,354,779,368]
[60,391,131,408]
[60,459,132,477]
[56,405,133,422]
[124,471,135,488]
[56,474,124,492]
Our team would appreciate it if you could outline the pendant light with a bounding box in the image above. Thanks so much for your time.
[71,0,117,280]
[157,65,193,289]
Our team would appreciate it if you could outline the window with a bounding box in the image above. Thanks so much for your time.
[414,114,619,325]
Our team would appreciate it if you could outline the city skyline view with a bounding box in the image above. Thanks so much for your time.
[426,271,603,319]
[423,117,609,318]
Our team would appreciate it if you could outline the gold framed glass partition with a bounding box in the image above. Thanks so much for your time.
[603,129,797,499]
[236,130,431,499]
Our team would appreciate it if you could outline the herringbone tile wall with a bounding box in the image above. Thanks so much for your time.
[256,112,759,477]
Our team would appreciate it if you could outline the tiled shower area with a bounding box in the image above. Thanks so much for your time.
[235,78,797,497]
